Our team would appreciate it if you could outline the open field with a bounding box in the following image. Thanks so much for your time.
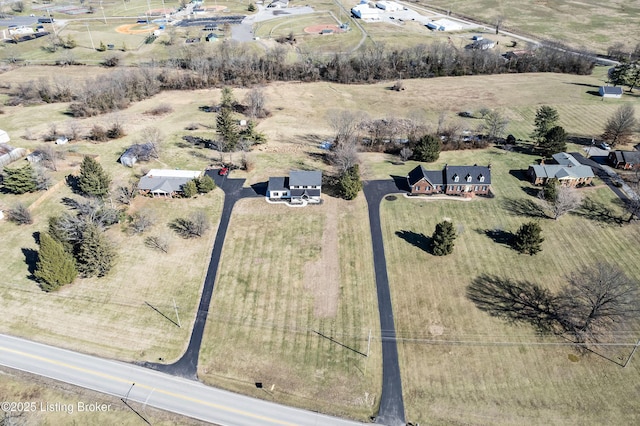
[198,197,381,421]
[0,366,206,425]
[379,147,640,424]
[423,0,640,55]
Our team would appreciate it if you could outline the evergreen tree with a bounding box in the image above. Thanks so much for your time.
[412,134,441,162]
[432,220,456,256]
[539,126,567,157]
[338,164,362,200]
[216,105,240,151]
[239,121,266,145]
[197,175,216,193]
[76,224,116,278]
[220,86,235,109]
[182,179,198,198]
[513,221,544,255]
[3,163,37,194]
[540,178,558,203]
[248,2,256,12]
[35,232,78,291]
[532,106,560,145]
[78,156,111,197]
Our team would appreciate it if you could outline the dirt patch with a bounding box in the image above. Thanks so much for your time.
[303,24,344,35]
[204,5,228,12]
[115,23,158,35]
[304,198,340,318]
[429,325,444,336]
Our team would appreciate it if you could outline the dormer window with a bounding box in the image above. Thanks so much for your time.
[479,174,485,182]
[453,174,459,182]
[466,174,472,182]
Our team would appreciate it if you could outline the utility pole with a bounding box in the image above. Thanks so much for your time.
[366,329,371,357]
[173,297,181,328]
[85,23,95,50]
[623,339,640,368]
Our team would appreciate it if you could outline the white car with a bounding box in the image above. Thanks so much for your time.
[599,142,611,150]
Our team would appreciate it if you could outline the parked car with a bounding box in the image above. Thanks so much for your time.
[599,142,611,150]
[218,167,229,176]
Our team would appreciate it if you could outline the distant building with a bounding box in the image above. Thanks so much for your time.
[267,170,322,204]
[407,164,492,197]
[138,169,202,197]
[352,3,379,20]
[527,153,594,186]
[376,1,401,11]
[426,18,463,32]
[609,150,640,170]
[599,86,623,98]
[471,38,496,50]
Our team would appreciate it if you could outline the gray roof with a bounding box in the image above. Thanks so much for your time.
[407,165,444,186]
[612,150,640,165]
[289,170,322,187]
[291,189,321,197]
[267,176,288,193]
[600,86,623,95]
[552,152,581,167]
[445,165,492,185]
[138,176,193,194]
[530,164,594,180]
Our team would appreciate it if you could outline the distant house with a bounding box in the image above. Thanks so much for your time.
[527,152,594,186]
[609,150,640,170]
[26,151,44,164]
[471,39,496,50]
[267,170,322,204]
[137,169,202,197]
[407,164,492,197]
[0,129,9,144]
[599,86,623,98]
[119,143,158,168]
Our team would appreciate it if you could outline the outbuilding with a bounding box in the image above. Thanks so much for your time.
[352,3,379,20]
[0,129,9,144]
[599,86,623,98]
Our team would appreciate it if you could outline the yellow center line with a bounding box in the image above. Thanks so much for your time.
[0,346,299,426]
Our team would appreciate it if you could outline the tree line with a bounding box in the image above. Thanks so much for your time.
[6,41,596,117]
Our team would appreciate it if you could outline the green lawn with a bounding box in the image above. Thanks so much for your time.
[379,147,640,425]
[198,196,381,421]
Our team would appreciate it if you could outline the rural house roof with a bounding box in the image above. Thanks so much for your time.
[530,164,594,180]
[599,86,623,96]
[408,165,491,186]
[612,150,640,164]
[552,152,581,167]
[407,165,444,186]
[289,170,322,187]
[138,169,202,194]
[267,176,289,193]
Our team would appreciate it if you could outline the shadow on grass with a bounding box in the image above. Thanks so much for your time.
[22,248,38,278]
[476,228,514,247]
[502,197,548,219]
[509,169,530,183]
[395,230,431,253]
[572,197,626,225]
[467,274,559,333]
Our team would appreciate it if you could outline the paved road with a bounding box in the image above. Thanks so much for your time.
[144,172,260,378]
[363,180,407,426]
[0,334,365,426]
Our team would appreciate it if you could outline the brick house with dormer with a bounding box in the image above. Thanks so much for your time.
[407,164,492,197]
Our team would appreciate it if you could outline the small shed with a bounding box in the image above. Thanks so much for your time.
[599,86,623,98]
[0,129,9,144]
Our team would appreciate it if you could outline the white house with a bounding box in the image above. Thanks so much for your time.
[599,86,623,98]
[267,170,322,204]
[352,3,379,20]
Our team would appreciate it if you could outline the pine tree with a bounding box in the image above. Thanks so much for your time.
[539,126,567,157]
[182,179,198,198]
[216,106,240,151]
[78,156,111,197]
[35,232,78,292]
[412,134,441,162]
[532,105,559,145]
[338,164,362,200]
[76,224,116,278]
[513,221,544,255]
[3,163,37,194]
[432,220,456,256]
[197,175,216,193]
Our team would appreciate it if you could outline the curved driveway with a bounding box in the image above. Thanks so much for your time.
[363,180,407,426]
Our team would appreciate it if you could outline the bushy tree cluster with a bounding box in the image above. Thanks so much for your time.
[432,220,456,256]
[2,163,37,194]
[78,156,111,198]
[34,232,78,292]
[337,164,362,200]
[513,221,544,255]
[411,134,441,162]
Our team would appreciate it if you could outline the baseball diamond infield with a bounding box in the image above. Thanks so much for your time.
[116,23,159,35]
[303,24,344,34]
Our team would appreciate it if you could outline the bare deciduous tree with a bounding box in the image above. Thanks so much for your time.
[170,211,210,238]
[328,139,359,175]
[559,263,640,342]
[33,165,52,190]
[539,184,582,220]
[145,235,169,253]
[244,87,267,119]
[399,147,413,162]
[601,104,637,147]
[38,144,58,171]
[116,182,138,205]
[130,210,155,234]
[7,203,32,225]
[483,110,509,141]
[327,109,365,146]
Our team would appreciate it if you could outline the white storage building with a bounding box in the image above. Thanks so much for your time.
[376,1,400,11]
[352,3,380,20]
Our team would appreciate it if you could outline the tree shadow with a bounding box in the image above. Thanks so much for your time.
[520,185,540,197]
[467,274,560,333]
[395,230,431,253]
[501,197,548,218]
[22,248,38,278]
[567,135,594,146]
[65,174,81,194]
[476,228,514,247]
[572,197,625,225]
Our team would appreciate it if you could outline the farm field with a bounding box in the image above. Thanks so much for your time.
[198,196,381,421]
[379,148,640,425]
[423,0,640,55]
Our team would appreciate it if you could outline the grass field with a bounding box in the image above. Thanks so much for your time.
[198,197,381,421]
[379,147,640,424]
[423,0,640,55]
[0,366,207,425]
